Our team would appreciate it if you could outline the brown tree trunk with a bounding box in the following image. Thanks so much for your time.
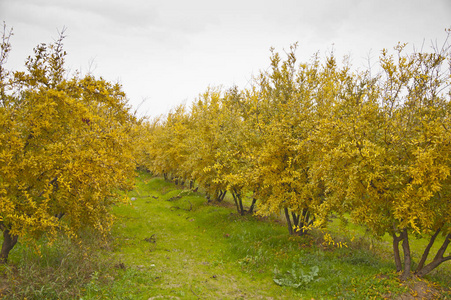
[231,188,244,215]
[284,208,293,235]
[401,229,412,280]
[416,234,451,277]
[291,212,300,228]
[231,192,241,215]
[292,209,313,236]
[238,197,244,216]
[0,228,18,264]
[248,198,257,214]
[216,190,226,202]
[216,190,222,202]
[55,212,65,220]
[392,231,404,272]
[221,190,227,201]
[416,227,441,272]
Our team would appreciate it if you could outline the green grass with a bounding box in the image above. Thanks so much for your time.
[326,213,451,289]
[1,171,450,299]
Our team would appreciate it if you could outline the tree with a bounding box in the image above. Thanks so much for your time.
[211,86,257,213]
[0,27,137,263]
[146,104,191,183]
[186,88,229,199]
[248,46,341,234]
[314,40,451,279]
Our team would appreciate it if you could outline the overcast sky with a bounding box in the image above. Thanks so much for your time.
[1,0,450,118]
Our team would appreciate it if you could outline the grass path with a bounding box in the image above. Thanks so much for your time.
[106,172,297,299]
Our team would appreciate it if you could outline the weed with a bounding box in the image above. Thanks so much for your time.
[273,263,320,289]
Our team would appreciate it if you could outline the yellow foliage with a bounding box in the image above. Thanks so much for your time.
[138,35,451,274]
[322,232,348,249]
[0,29,137,261]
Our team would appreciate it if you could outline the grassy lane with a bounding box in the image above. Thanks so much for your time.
[105,172,295,299]
[85,172,450,299]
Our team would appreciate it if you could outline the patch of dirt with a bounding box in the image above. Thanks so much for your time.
[395,277,443,300]
[148,296,180,300]
[207,199,235,209]
[0,264,17,297]
[0,279,8,297]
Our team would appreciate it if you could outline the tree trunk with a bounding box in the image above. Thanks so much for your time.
[302,209,312,227]
[392,232,404,272]
[55,212,65,220]
[216,190,226,202]
[231,192,240,214]
[232,189,244,215]
[401,229,412,280]
[291,212,300,228]
[416,234,451,277]
[238,197,244,216]
[290,209,314,236]
[305,210,314,227]
[284,208,293,235]
[416,227,441,272]
[248,198,257,214]
[0,228,18,264]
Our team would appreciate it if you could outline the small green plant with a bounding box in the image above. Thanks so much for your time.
[273,263,319,288]
[84,271,101,297]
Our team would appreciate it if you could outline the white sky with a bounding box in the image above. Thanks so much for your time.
[1,0,450,118]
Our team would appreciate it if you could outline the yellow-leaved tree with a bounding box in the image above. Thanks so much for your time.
[249,46,346,235]
[314,40,451,279]
[0,27,137,263]
[186,88,229,200]
[209,86,257,213]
